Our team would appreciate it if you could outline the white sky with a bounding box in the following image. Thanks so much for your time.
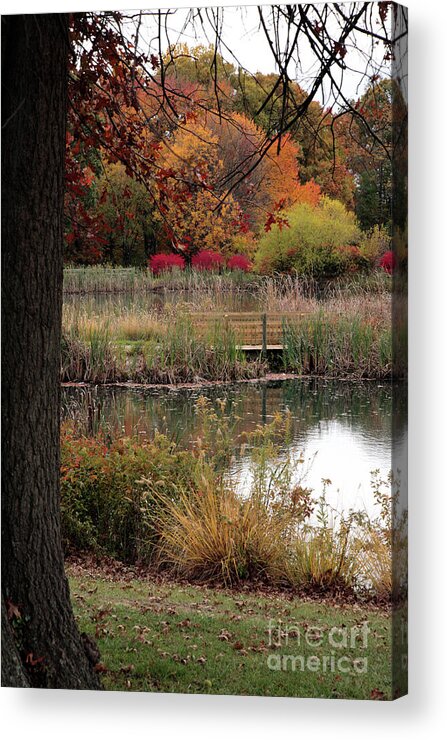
[0,1,396,107]
[129,4,394,107]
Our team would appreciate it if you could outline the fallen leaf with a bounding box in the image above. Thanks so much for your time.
[94,663,108,673]
[6,600,21,621]
[370,688,386,700]
[25,653,45,667]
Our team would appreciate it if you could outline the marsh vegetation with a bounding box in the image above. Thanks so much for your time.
[61,269,396,383]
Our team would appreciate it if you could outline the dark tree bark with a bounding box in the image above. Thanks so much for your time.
[1,14,100,689]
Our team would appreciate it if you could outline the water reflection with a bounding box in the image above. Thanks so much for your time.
[62,378,407,516]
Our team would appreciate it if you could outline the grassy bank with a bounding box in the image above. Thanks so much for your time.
[69,567,394,699]
[282,312,392,377]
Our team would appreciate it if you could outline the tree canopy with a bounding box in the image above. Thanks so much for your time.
[64,5,407,266]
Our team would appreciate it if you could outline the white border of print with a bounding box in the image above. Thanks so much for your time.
[1,1,446,739]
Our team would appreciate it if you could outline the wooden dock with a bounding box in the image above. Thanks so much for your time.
[239,344,283,351]
[191,311,309,353]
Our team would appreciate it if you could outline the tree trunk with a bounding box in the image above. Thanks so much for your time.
[1,14,100,689]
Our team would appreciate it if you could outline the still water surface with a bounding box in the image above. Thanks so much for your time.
[62,378,407,517]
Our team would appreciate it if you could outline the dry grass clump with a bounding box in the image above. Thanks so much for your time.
[63,303,166,343]
[257,274,318,312]
[151,483,287,585]
[324,291,391,325]
[114,314,166,342]
[148,473,402,598]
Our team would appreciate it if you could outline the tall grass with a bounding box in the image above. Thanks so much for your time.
[64,266,152,294]
[331,269,392,296]
[282,311,393,378]
[61,306,394,382]
[61,314,265,384]
[64,265,257,294]
[61,324,118,383]
[64,265,391,301]
[151,272,391,312]
[63,300,167,341]
[137,315,258,384]
[62,269,395,382]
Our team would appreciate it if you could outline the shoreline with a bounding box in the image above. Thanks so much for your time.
[62,372,396,392]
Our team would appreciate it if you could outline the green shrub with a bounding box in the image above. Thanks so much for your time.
[60,426,200,562]
[254,197,361,277]
[358,224,391,265]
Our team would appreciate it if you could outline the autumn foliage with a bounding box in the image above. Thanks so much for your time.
[64,28,396,278]
[227,254,252,272]
[149,254,186,275]
[191,250,225,271]
[379,250,396,274]
[149,251,252,274]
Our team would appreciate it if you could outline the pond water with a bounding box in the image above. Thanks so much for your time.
[62,378,407,518]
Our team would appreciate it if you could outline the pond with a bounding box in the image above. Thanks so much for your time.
[62,378,407,518]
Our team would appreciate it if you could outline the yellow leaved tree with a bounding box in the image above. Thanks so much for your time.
[155,121,242,261]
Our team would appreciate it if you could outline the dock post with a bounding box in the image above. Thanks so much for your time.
[262,312,267,357]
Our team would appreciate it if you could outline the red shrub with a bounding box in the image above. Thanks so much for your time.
[227,254,252,272]
[379,250,396,274]
[149,253,186,275]
[191,250,225,271]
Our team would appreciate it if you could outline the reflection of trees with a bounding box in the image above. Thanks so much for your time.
[62,378,406,453]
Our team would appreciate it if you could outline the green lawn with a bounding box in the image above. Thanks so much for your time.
[70,572,393,699]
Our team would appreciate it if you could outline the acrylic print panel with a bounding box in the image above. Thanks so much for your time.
[1,3,407,699]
